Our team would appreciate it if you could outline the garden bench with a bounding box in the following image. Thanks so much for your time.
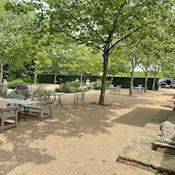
[0,107,18,132]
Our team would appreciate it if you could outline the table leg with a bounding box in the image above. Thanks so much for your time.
[57,95,63,107]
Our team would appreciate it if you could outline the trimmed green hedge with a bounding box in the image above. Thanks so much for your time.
[37,74,111,84]
[37,74,159,90]
[112,77,159,90]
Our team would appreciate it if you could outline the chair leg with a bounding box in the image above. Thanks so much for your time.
[41,105,44,119]
[83,94,85,106]
[1,117,4,132]
[49,104,52,118]
[15,110,18,127]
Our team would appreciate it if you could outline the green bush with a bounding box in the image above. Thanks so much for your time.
[56,85,74,93]
[92,80,111,90]
[8,79,26,89]
[92,79,101,90]
[55,81,84,93]
[67,81,80,88]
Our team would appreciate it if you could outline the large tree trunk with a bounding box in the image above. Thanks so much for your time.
[144,71,148,92]
[0,63,3,83]
[34,67,38,85]
[129,69,134,96]
[99,50,109,105]
[152,74,157,90]
[54,74,57,84]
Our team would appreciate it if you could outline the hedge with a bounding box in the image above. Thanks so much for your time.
[37,74,111,83]
[112,77,159,90]
[37,74,159,90]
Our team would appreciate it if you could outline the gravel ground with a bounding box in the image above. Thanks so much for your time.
[0,88,174,175]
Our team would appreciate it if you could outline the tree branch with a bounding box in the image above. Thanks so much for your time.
[49,24,104,51]
[87,25,105,42]
[109,21,156,50]
[106,0,127,44]
[88,43,104,51]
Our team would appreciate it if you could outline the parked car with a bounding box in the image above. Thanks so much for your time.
[159,78,174,88]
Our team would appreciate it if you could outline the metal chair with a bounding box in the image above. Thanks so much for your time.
[109,84,114,94]
[74,91,85,106]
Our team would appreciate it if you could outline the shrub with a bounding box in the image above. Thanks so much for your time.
[8,79,26,89]
[55,81,84,93]
[67,81,80,88]
[56,85,74,93]
[92,79,101,90]
[92,80,111,90]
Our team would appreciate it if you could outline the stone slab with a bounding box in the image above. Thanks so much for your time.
[117,129,175,174]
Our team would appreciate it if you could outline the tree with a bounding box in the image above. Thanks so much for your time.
[138,36,154,92]
[0,1,33,82]
[5,0,174,104]
[69,45,102,86]
[47,0,174,104]
[127,45,140,96]
[108,48,129,83]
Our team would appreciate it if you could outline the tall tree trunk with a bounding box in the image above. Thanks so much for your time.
[129,69,134,96]
[54,74,57,84]
[111,74,114,84]
[80,74,83,87]
[144,71,148,92]
[34,67,38,85]
[152,74,157,90]
[99,50,109,105]
[0,63,3,83]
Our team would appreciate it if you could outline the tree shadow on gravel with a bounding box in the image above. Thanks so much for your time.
[112,107,170,127]
[0,93,169,174]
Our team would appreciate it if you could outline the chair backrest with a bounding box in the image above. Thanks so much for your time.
[138,84,142,88]
[116,85,121,88]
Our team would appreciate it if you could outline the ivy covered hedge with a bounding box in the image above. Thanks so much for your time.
[37,74,159,90]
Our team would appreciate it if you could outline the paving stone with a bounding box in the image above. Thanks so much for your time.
[151,152,175,173]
